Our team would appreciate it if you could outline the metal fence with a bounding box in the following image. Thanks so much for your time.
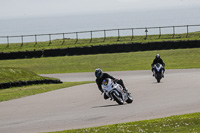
[0,24,200,46]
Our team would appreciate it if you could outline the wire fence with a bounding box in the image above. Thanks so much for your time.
[0,24,200,47]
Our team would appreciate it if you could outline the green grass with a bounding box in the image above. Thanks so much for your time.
[50,112,200,133]
[1,32,200,52]
[0,48,199,74]
[0,67,57,83]
[0,81,93,102]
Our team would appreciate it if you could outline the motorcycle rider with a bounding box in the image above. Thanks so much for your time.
[151,54,165,77]
[95,68,128,99]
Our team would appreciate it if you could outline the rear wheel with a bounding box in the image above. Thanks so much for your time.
[111,91,124,105]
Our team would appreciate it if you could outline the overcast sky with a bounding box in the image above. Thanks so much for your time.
[0,0,200,19]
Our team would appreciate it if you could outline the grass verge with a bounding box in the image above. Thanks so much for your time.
[0,81,93,102]
[50,112,200,133]
[0,48,200,74]
[0,32,200,52]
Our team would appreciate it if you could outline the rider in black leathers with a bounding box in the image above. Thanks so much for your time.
[151,54,165,77]
[95,68,128,99]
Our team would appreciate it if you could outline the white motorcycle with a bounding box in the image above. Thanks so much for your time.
[153,63,164,83]
[101,78,133,105]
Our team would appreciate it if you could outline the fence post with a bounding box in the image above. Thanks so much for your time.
[62,33,65,44]
[75,32,78,43]
[117,29,120,41]
[103,30,106,42]
[131,28,134,40]
[159,27,161,38]
[21,35,23,46]
[7,36,9,47]
[186,25,189,38]
[145,28,148,39]
[35,35,37,45]
[173,26,175,38]
[49,34,52,45]
[90,31,92,43]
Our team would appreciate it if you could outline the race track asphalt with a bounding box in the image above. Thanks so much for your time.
[0,69,200,133]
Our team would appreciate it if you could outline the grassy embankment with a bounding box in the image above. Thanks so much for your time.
[0,67,59,84]
[0,67,93,102]
[0,32,199,52]
[50,112,200,133]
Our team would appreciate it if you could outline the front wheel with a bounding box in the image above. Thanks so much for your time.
[126,94,133,104]
[156,73,161,83]
[111,91,124,105]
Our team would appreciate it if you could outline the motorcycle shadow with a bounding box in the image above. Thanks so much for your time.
[152,81,163,84]
[92,103,126,108]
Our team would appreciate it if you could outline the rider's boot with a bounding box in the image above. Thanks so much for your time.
[162,70,164,78]
[153,70,155,77]
[104,93,109,100]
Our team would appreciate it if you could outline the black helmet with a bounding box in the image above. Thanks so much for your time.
[95,68,103,78]
[156,54,160,59]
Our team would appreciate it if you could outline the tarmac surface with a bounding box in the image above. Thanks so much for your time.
[0,69,200,133]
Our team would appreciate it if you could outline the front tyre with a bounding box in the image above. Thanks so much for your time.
[156,73,161,83]
[111,91,124,105]
[126,94,133,104]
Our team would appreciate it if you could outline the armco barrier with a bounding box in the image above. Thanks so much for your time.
[0,40,200,60]
[43,48,68,57]
[26,50,43,58]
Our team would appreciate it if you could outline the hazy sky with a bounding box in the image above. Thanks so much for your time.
[0,0,200,19]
